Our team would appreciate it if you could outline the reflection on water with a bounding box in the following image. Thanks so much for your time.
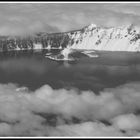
[0,50,140,93]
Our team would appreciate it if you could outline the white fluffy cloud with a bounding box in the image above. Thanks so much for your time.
[111,114,140,131]
[49,122,124,137]
[0,82,139,136]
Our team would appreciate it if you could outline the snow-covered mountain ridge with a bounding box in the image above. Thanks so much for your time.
[67,23,140,52]
[0,23,140,53]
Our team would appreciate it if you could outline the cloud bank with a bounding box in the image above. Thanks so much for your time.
[0,81,140,136]
[0,3,140,35]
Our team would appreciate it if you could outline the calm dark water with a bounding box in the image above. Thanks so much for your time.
[0,50,140,93]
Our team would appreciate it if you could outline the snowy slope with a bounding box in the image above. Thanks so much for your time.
[1,23,140,55]
[67,24,140,52]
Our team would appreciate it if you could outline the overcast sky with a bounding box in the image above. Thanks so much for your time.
[0,2,140,35]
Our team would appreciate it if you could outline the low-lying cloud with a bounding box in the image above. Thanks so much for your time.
[0,81,140,136]
[1,3,140,35]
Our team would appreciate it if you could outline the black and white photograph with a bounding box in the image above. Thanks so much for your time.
[0,1,140,138]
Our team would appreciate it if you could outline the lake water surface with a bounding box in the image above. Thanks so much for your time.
[0,50,140,93]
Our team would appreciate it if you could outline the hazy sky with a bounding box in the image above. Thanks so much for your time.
[1,2,140,35]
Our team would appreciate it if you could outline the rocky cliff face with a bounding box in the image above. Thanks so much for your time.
[0,23,140,53]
